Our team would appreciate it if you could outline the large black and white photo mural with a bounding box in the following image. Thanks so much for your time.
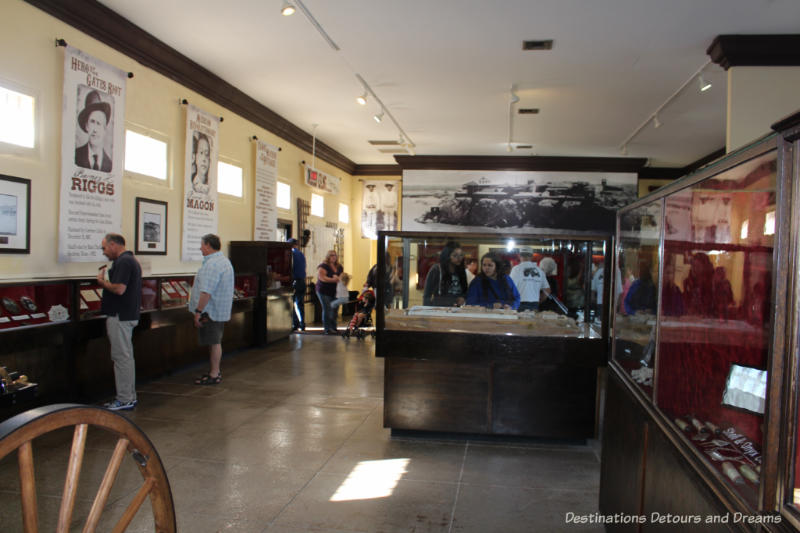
[402,170,637,234]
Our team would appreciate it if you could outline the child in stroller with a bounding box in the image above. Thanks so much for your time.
[342,288,376,339]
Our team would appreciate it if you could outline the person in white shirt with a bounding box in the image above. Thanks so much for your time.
[379,182,398,229]
[509,247,550,311]
[363,184,380,237]
[331,273,352,317]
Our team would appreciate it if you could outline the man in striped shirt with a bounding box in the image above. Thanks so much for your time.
[189,233,234,385]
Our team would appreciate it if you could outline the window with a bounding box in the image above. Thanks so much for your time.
[0,85,35,148]
[311,193,324,217]
[764,211,775,235]
[277,182,291,209]
[218,161,243,197]
[124,130,167,180]
[339,203,349,224]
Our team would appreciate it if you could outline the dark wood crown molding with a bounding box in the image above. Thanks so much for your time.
[25,0,358,175]
[393,155,647,173]
[707,34,800,70]
[352,164,402,176]
[637,147,725,181]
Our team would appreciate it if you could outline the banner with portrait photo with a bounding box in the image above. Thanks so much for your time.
[361,180,400,239]
[58,46,126,262]
[253,140,279,241]
[182,104,220,261]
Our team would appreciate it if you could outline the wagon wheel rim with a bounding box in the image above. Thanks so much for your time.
[0,403,176,533]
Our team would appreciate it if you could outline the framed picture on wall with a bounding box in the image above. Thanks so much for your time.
[135,197,167,255]
[0,174,31,254]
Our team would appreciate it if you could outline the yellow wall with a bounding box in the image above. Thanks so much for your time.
[0,0,363,281]
[727,66,800,153]
[349,177,402,290]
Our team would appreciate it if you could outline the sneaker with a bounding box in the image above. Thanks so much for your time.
[104,399,137,411]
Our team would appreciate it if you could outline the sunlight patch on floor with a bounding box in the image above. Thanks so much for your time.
[330,458,410,501]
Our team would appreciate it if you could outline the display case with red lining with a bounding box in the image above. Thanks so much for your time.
[600,117,800,530]
[159,276,193,309]
[0,281,72,330]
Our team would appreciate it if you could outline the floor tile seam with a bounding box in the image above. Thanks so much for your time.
[456,481,601,491]
[446,441,470,533]
[156,454,318,475]
[465,441,599,453]
[259,403,380,533]
[312,470,461,487]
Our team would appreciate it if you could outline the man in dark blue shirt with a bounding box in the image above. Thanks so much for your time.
[289,238,307,331]
[97,233,142,411]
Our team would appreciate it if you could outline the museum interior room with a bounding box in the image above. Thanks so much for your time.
[2,0,800,531]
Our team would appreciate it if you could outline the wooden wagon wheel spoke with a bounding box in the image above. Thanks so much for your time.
[57,423,88,533]
[0,404,175,533]
[18,441,38,533]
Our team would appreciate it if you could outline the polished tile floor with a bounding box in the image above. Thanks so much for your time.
[0,333,604,532]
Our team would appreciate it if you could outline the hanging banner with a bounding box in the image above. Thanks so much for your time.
[305,165,340,194]
[361,180,400,239]
[182,104,220,261]
[58,46,126,262]
[253,140,279,241]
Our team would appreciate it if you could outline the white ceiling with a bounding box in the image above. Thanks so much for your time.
[99,0,800,168]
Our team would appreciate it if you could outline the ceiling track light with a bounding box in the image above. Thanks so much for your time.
[280,0,295,16]
[356,92,367,105]
[619,59,712,153]
[355,74,415,151]
[698,74,712,92]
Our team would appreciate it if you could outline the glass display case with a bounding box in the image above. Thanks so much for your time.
[159,276,194,309]
[601,121,800,528]
[234,274,257,300]
[0,281,72,330]
[378,232,611,339]
[141,278,159,311]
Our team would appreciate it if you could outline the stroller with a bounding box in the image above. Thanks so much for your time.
[342,289,376,339]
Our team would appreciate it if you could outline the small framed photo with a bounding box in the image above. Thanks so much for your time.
[135,197,167,255]
[0,174,31,254]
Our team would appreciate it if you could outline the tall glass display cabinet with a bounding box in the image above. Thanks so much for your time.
[375,231,612,439]
[600,111,800,531]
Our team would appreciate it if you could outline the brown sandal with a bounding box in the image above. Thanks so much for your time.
[195,373,222,385]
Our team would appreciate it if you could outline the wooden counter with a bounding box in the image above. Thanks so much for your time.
[378,308,608,440]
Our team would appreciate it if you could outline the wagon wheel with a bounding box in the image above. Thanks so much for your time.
[0,403,176,533]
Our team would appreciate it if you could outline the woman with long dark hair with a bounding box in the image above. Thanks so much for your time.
[466,251,520,310]
[422,241,468,306]
[315,250,343,334]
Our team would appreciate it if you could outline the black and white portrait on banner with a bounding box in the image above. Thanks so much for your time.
[361,180,399,239]
[402,170,636,234]
[181,104,219,261]
[59,45,126,262]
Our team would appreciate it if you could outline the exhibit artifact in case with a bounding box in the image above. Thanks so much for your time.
[0,281,71,330]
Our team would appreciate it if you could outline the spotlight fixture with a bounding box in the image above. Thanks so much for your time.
[356,92,367,106]
[280,0,296,16]
[373,110,384,123]
[698,74,712,92]
[621,145,628,156]
[653,115,662,128]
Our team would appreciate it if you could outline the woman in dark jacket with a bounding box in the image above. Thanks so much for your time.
[466,251,520,310]
[422,242,468,306]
